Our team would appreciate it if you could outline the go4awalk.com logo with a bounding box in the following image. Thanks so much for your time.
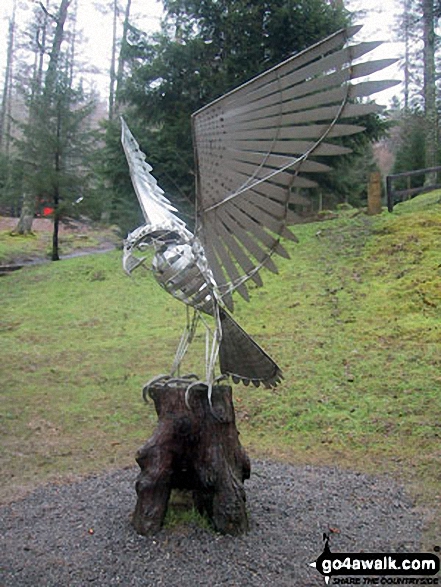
[309,534,440,585]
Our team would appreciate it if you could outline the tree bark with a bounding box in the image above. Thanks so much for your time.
[132,382,250,536]
[108,0,118,121]
[0,0,16,155]
[52,214,60,260]
[114,0,132,112]
[51,105,62,261]
[13,197,35,235]
[44,0,72,98]
[402,0,412,111]
[423,0,438,184]
[34,0,50,99]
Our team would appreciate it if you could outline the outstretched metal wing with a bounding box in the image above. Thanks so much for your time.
[121,117,194,273]
[192,25,399,308]
[121,117,187,231]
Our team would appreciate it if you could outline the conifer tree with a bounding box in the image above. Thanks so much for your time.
[393,0,440,181]
[14,0,73,235]
[15,69,95,259]
[104,0,373,227]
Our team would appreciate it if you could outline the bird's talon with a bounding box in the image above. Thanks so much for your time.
[142,374,171,402]
[181,373,199,381]
[214,374,229,384]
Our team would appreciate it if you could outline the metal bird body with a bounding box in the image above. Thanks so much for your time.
[122,118,282,390]
[121,26,399,395]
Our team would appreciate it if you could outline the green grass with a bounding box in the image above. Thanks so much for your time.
[0,219,118,264]
[0,231,45,263]
[1,192,440,543]
[164,490,212,531]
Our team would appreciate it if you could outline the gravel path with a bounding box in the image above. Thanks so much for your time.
[0,461,424,586]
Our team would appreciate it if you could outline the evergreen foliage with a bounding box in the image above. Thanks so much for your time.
[100,0,393,230]
[391,107,441,192]
[0,0,102,251]
[393,0,440,178]
[393,110,426,176]
[310,110,391,208]
[14,68,97,257]
[93,119,146,236]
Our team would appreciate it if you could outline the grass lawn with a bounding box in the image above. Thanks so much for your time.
[0,217,119,265]
[1,192,440,547]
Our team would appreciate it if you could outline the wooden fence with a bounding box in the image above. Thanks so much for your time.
[386,166,441,212]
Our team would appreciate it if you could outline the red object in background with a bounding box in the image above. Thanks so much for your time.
[43,207,54,217]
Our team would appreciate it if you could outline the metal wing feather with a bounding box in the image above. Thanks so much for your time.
[121,117,194,274]
[192,26,399,307]
[121,117,187,231]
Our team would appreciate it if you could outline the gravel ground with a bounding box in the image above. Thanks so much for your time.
[0,461,425,586]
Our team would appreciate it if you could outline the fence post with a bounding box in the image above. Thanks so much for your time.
[386,176,393,212]
[367,171,382,215]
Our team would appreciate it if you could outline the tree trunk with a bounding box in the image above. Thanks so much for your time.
[52,191,60,261]
[13,195,35,235]
[402,0,411,111]
[423,0,438,185]
[33,1,50,99]
[44,0,72,98]
[132,382,251,536]
[68,0,78,88]
[0,0,16,154]
[114,0,132,112]
[108,0,118,121]
[52,103,62,261]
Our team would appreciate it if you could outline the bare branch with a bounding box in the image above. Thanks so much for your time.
[39,2,57,22]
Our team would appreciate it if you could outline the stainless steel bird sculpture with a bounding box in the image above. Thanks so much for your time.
[122,26,398,402]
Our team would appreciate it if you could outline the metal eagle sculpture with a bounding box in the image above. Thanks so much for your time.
[121,26,398,402]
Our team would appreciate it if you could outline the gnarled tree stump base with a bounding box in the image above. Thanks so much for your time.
[132,382,250,536]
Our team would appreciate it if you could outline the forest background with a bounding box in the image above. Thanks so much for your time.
[0,0,439,252]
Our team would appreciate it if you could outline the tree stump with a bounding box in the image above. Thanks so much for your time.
[132,382,251,536]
